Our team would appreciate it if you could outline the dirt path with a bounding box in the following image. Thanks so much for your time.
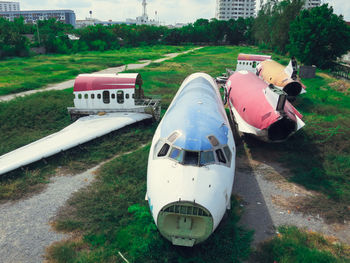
[0,48,202,103]
[0,168,95,263]
[233,147,350,247]
[0,143,148,263]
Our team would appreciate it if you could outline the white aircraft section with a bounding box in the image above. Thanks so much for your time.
[147,73,236,247]
[0,112,151,176]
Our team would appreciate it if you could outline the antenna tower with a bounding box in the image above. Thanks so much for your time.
[142,0,147,17]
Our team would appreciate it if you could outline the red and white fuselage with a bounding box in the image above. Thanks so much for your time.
[226,71,305,142]
[73,73,144,110]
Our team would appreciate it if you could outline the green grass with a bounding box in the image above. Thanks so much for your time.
[1,45,350,261]
[47,146,253,263]
[0,45,191,96]
[0,89,156,201]
[253,226,350,263]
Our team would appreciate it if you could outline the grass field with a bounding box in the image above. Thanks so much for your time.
[253,226,350,263]
[0,45,349,262]
[0,45,191,96]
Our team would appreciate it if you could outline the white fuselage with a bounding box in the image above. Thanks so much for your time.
[146,73,236,246]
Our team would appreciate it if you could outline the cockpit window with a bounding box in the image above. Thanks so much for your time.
[223,146,232,162]
[153,138,232,167]
[169,147,184,162]
[184,151,199,165]
[216,149,227,164]
[158,143,170,157]
[200,151,215,165]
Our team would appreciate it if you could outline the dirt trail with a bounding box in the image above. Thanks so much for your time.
[0,47,202,103]
[0,143,148,263]
[233,147,350,247]
[0,167,95,263]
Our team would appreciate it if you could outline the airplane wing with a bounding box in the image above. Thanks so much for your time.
[0,112,152,176]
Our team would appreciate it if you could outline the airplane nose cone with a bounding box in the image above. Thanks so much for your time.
[157,201,214,247]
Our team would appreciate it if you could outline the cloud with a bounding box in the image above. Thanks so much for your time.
[327,0,350,21]
[16,0,350,24]
[19,0,216,24]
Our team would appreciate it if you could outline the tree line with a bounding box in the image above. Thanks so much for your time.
[0,1,349,69]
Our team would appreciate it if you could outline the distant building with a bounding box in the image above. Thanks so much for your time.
[75,17,100,28]
[259,0,321,10]
[0,10,76,26]
[126,0,159,26]
[215,0,256,20]
[0,1,20,12]
[303,0,321,9]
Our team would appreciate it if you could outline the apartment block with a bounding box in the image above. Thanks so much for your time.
[0,1,20,12]
[215,0,256,20]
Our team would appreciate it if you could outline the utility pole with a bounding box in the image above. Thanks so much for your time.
[36,21,41,46]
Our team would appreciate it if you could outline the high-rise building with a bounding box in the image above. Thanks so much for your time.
[215,0,256,20]
[303,0,321,9]
[0,10,76,27]
[0,1,20,12]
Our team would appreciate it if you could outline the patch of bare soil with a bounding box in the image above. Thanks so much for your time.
[240,146,350,245]
[250,152,350,225]
[329,79,350,95]
[271,194,350,224]
[317,72,333,79]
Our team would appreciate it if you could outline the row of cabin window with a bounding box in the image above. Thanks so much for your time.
[156,142,232,167]
[238,61,258,68]
[76,91,134,104]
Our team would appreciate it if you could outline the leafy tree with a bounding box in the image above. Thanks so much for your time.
[208,18,227,43]
[288,4,350,68]
[269,0,304,53]
[163,28,183,45]
[252,0,304,53]
[78,24,119,51]
[0,17,30,58]
[34,19,74,53]
[252,1,274,47]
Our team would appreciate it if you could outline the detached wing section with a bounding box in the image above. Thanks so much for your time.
[0,112,152,176]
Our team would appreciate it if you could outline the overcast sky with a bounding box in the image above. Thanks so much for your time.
[19,0,350,24]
